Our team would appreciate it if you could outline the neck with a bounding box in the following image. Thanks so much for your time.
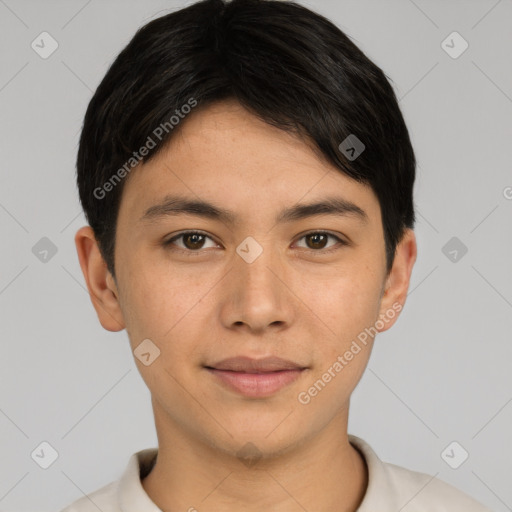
[141,401,368,512]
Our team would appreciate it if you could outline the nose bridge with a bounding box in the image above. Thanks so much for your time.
[235,233,282,294]
[222,232,292,330]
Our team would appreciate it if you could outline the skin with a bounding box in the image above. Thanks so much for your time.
[75,99,417,512]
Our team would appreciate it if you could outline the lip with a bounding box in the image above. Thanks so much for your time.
[205,356,307,398]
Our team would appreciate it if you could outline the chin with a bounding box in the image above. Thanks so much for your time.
[201,419,307,463]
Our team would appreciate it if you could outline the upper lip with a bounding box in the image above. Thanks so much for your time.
[206,356,306,373]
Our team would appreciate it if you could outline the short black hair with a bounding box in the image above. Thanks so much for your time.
[76,0,416,281]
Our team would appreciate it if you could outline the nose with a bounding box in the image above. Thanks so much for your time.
[219,236,295,334]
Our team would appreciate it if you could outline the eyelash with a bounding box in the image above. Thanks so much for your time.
[163,230,347,256]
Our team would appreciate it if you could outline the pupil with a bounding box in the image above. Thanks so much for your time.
[187,234,203,249]
[309,233,326,249]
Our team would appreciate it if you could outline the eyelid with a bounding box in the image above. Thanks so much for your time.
[164,229,348,254]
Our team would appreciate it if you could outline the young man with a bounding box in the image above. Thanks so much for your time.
[63,0,491,510]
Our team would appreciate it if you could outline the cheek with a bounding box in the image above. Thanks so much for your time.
[118,267,204,397]
[118,258,221,378]
[304,266,383,350]
[342,280,381,336]
[117,259,191,349]
[296,273,382,415]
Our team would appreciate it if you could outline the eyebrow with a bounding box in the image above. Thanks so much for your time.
[140,194,368,226]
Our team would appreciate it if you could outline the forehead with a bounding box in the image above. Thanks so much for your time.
[118,101,381,226]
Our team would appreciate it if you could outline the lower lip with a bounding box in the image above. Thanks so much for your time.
[207,368,305,398]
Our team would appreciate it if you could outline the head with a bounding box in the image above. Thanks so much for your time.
[75,0,417,459]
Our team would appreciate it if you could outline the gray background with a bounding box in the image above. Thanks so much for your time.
[0,0,511,510]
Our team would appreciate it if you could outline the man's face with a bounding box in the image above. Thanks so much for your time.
[100,100,408,458]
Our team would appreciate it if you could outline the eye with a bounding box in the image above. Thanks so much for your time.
[293,231,346,253]
[164,230,218,253]
[163,230,347,254]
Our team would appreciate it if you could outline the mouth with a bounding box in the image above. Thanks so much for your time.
[204,356,308,398]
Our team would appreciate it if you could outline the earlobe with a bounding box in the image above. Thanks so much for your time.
[74,225,125,332]
[376,229,417,333]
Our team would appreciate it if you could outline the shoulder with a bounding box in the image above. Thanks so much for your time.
[349,435,492,511]
[59,480,118,512]
[383,461,492,511]
[58,448,159,512]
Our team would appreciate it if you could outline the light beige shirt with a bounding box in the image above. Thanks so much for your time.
[60,435,492,511]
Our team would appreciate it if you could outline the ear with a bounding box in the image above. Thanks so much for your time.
[74,225,125,332]
[376,229,417,333]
